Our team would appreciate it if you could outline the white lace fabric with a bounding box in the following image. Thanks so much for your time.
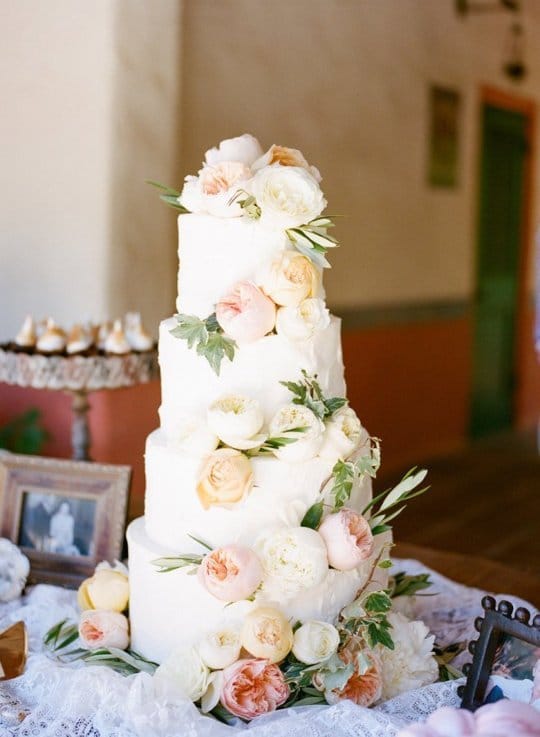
[0,559,536,737]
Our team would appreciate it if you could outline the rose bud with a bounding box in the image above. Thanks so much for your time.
[78,610,129,651]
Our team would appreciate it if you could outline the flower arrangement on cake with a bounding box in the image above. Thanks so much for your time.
[45,134,462,723]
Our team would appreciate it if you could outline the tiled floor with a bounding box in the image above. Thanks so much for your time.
[382,430,540,578]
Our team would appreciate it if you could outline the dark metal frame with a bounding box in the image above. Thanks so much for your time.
[459,595,540,710]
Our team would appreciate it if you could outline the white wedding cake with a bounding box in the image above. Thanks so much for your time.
[126,135,435,718]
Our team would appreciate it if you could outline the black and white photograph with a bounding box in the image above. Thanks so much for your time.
[17,492,96,558]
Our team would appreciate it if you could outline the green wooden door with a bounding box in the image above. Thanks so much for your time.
[470,105,527,437]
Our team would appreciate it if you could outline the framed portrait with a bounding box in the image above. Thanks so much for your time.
[428,85,461,188]
[0,451,131,587]
[460,596,540,710]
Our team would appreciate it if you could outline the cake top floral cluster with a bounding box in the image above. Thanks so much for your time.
[150,133,338,269]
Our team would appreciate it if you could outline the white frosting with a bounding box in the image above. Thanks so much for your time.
[144,428,373,551]
[127,516,390,665]
[158,315,345,439]
[176,214,289,317]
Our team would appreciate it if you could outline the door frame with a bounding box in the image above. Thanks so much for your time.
[474,85,536,429]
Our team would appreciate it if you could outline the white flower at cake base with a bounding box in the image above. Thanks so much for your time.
[154,646,210,702]
[249,165,326,230]
[196,448,254,509]
[269,404,324,462]
[259,250,321,307]
[169,416,219,455]
[216,281,276,345]
[199,626,242,670]
[319,407,368,462]
[207,394,266,450]
[0,539,30,603]
[77,561,129,612]
[292,620,340,665]
[318,508,374,571]
[256,526,328,599]
[316,639,382,707]
[252,144,321,182]
[379,612,438,700]
[198,544,263,602]
[220,658,290,720]
[275,297,330,341]
[78,610,130,651]
[205,133,263,168]
[241,606,293,663]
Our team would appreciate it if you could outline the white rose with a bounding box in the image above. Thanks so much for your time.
[292,620,340,665]
[170,417,219,455]
[0,538,30,602]
[250,165,326,230]
[256,527,328,599]
[200,671,224,714]
[379,612,438,700]
[258,251,321,307]
[199,626,242,670]
[154,647,210,702]
[319,407,368,462]
[204,134,263,167]
[276,298,330,341]
[207,395,266,450]
[269,404,324,462]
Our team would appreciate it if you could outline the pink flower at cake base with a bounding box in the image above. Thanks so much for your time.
[198,544,263,602]
[220,658,290,720]
[216,282,276,344]
[79,610,129,651]
[320,640,382,707]
[318,508,374,571]
[397,701,540,737]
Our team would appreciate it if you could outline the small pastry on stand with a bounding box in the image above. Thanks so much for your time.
[97,321,113,351]
[104,320,130,355]
[125,312,153,352]
[36,319,66,354]
[14,316,36,349]
[66,324,93,355]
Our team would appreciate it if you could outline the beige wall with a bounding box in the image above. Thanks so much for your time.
[0,0,182,341]
[181,0,540,309]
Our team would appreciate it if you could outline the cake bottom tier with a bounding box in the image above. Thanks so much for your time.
[127,517,391,664]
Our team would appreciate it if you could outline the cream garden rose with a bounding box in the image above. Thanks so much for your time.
[256,526,328,599]
[205,133,263,167]
[319,407,368,462]
[269,404,324,462]
[275,298,330,341]
[207,394,266,450]
[154,647,210,702]
[259,251,321,307]
[199,544,263,602]
[250,165,326,230]
[252,144,321,182]
[196,448,253,509]
[292,620,340,665]
[216,282,276,345]
[78,610,130,651]
[199,627,242,670]
[241,606,293,663]
[77,561,129,612]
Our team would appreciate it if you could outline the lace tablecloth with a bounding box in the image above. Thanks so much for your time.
[0,558,536,737]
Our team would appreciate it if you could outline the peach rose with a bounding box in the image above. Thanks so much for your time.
[258,251,321,307]
[196,448,254,509]
[198,544,263,602]
[216,282,276,344]
[220,658,290,720]
[321,640,382,707]
[252,144,322,182]
[200,161,251,196]
[241,607,294,664]
[318,508,374,571]
[79,610,129,651]
[77,564,129,613]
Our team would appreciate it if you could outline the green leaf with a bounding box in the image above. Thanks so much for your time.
[187,534,214,551]
[324,397,348,415]
[151,554,204,572]
[146,180,190,213]
[367,621,394,650]
[301,501,324,530]
[170,314,207,349]
[364,591,392,614]
[198,332,237,375]
[331,459,355,509]
[391,572,433,598]
[378,559,393,569]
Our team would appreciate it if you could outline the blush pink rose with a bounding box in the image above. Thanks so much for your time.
[397,702,540,737]
[200,161,251,195]
[220,658,290,720]
[198,544,263,602]
[79,610,129,651]
[321,639,382,707]
[318,508,374,571]
[216,282,276,344]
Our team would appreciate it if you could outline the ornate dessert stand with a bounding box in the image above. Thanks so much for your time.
[0,347,159,460]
